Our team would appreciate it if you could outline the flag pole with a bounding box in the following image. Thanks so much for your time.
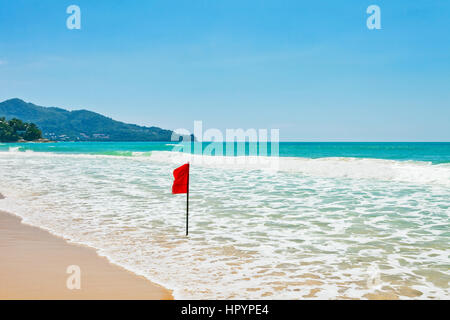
[186,163,189,236]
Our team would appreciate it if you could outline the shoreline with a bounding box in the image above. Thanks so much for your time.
[0,209,173,300]
[0,139,55,143]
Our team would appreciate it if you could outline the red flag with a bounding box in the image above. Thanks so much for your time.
[172,163,189,194]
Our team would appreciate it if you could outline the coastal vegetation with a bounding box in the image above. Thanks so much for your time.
[0,117,42,142]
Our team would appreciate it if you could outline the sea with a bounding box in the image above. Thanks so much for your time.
[0,142,449,299]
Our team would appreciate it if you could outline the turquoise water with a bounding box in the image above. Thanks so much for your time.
[1,141,450,163]
[0,141,449,299]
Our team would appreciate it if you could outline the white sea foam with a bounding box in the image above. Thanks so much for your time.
[0,151,448,299]
[8,146,21,152]
[148,151,450,187]
[3,150,450,186]
[165,143,182,147]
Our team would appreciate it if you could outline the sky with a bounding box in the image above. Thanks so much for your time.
[0,0,449,141]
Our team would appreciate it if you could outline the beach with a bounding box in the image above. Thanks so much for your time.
[0,143,449,299]
[0,208,172,300]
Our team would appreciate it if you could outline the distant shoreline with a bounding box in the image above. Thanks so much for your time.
[0,139,55,143]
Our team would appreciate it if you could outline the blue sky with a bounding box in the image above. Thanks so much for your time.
[0,0,449,141]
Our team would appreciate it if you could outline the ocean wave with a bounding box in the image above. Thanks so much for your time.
[147,151,450,187]
[8,146,21,152]
[95,150,134,157]
[0,146,34,153]
[165,143,182,147]
[1,149,449,187]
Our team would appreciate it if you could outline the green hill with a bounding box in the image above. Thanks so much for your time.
[0,98,184,142]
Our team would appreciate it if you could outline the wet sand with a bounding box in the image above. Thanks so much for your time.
[0,210,173,300]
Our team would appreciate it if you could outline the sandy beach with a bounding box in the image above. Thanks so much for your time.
[0,208,173,300]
